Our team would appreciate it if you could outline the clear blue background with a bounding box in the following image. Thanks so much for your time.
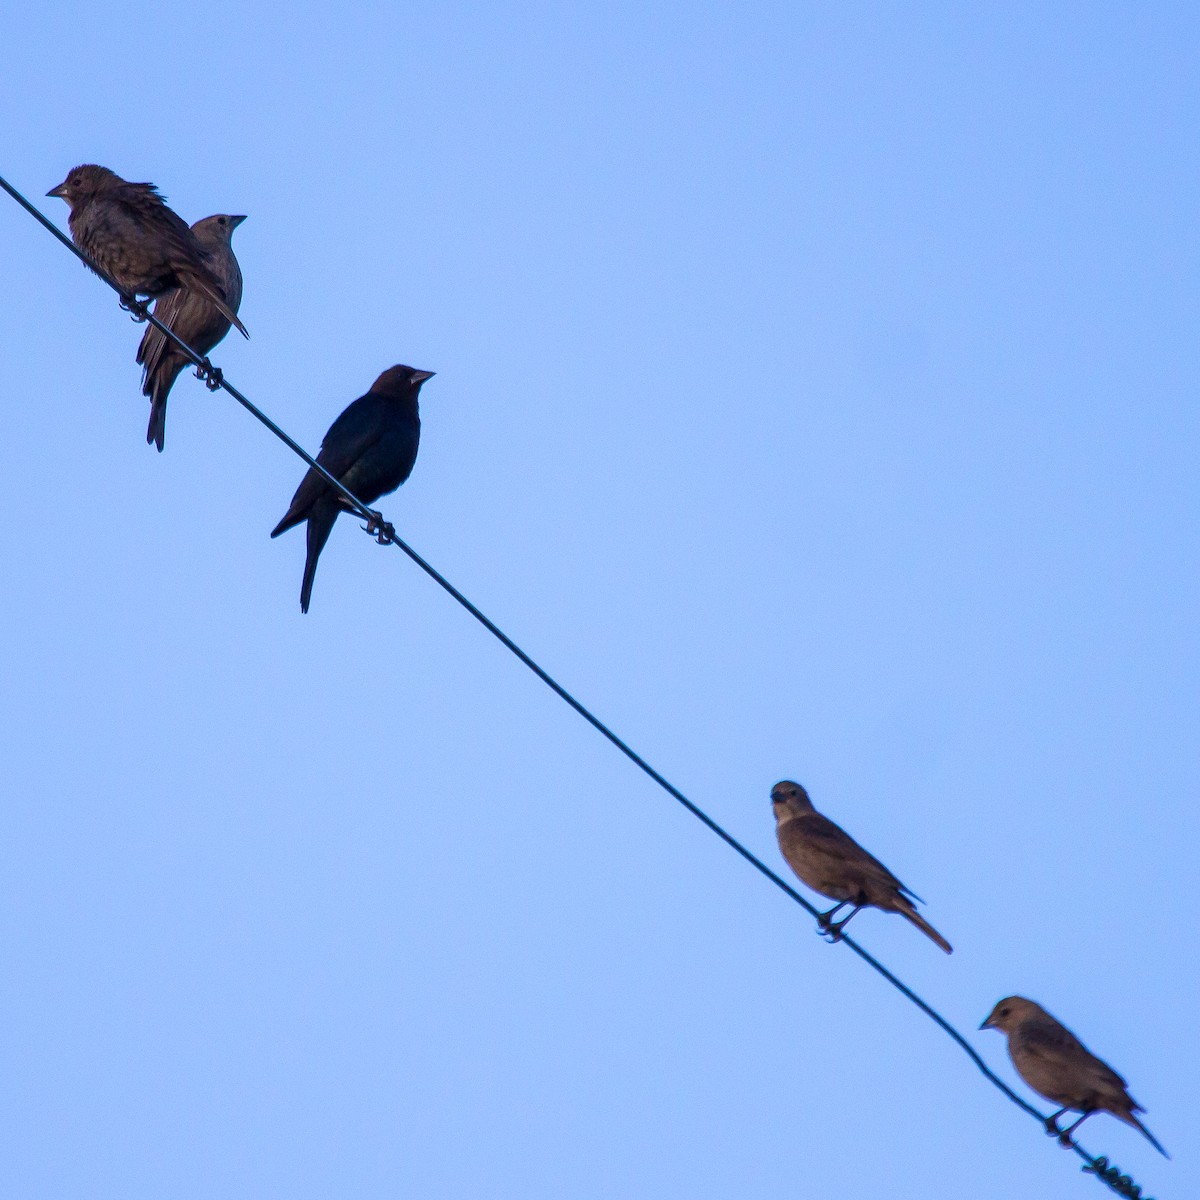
[2,4,1195,1197]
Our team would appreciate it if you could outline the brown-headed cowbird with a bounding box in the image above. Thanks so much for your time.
[137,213,246,451]
[981,996,1168,1157]
[271,365,434,613]
[46,164,246,337]
[771,780,952,953]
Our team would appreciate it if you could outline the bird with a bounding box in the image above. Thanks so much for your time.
[981,996,1168,1157]
[46,164,246,336]
[271,365,434,613]
[770,780,952,953]
[136,213,246,451]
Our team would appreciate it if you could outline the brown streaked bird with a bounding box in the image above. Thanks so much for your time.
[46,164,246,337]
[770,780,952,953]
[981,996,1168,1158]
[137,213,246,451]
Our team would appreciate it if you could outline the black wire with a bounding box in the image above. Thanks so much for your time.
[1,171,1159,1199]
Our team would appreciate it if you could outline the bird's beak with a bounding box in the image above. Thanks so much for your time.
[411,369,436,384]
[979,1017,993,1030]
[46,182,67,199]
[229,215,248,228]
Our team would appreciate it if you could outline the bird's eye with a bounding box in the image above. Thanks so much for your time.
[218,217,227,225]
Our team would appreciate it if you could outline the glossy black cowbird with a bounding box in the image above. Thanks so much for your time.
[46,164,246,336]
[137,213,246,451]
[271,365,434,613]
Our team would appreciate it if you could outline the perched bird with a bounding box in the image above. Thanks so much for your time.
[981,996,1168,1157]
[271,365,434,613]
[46,164,246,336]
[136,213,246,451]
[770,780,952,953]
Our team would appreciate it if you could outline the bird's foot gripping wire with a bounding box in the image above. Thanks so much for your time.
[194,359,223,391]
[1054,1110,1093,1150]
[362,510,395,544]
[1043,1115,1078,1148]
[1082,1157,1147,1199]
[119,294,149,322]
[816,903,856,943]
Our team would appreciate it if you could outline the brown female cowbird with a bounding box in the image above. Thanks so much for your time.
[771,780,952,953]
[46,164,246,337]
[137,213,246,451]
[271,365,434,613]
[981,996,1168,1157]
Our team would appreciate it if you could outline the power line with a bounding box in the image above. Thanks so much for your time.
[1,171,1160,1200]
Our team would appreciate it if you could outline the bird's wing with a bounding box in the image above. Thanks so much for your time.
[317,393,390,478]
[111,183,240,335]
[140,236,241,370]
[1019,1018,1120,1083]
[800,812,914,895]
[272,394,388,535]
[114,180,196,247]
[136,286,187,376]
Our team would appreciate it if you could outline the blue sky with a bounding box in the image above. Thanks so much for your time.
[2,4,1196,1197]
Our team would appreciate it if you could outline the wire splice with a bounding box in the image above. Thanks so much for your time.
[1084,1156,1152,1199]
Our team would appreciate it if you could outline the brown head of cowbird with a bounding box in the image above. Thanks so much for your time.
[981,996,1168,1157]
[271,365,435,613]
[46,164,246,337]
[136,213,246,451]
[770,780,952,953]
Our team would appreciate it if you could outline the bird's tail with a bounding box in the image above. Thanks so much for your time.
[898,901,953,954]
[178,269,248,339]
[300,499,339,614]
[146,393,168,452]
[1118,1109,1170,1159]
[143,356,187,452]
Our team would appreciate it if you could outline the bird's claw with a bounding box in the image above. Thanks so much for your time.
[1043,1118,1074,1147]
[362,511,395,544]
[195,359,223,391]
[119,294,149,322]
[816,915,845,943]
[815,902,856,943]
